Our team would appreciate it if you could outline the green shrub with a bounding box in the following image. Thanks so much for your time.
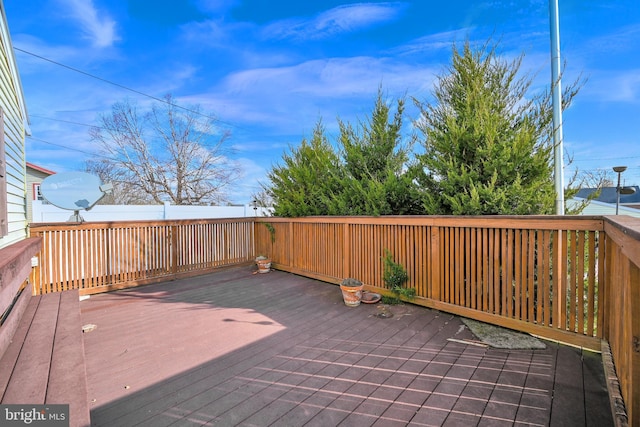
[382,249,415,304]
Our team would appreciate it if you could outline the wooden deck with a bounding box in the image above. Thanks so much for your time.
[80,266,613,426]
[0,289,91,427]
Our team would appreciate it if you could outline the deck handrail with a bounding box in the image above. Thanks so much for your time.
[27,214,640,426]
[254,216,605,348]
[602,216,640,426]
[29,218,255,295]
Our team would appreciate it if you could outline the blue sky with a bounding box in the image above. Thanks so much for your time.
[5,0,640,205]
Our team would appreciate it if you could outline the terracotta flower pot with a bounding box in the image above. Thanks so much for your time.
[256,257,271,273]
[340,278,364,307]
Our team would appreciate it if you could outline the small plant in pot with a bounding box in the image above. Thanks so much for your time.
[255,255,272,273]
[382,249,415,304]
[340,278,364,307]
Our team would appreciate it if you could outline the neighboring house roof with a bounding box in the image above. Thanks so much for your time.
[575,186,640,204]
[568,197,640,218]
[26,162,56,175]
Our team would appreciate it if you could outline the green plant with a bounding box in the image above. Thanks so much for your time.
[412,39,582,215]
[382,249,415,304]
[264,222,276,243]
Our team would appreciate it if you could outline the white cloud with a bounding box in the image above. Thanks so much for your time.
[192,0,239,14]
[263,2,407,40]
[11,35,81,73]
[57,0,119,48]
[582,23,640,55]
[223,56,433,99]
[180,19,237,48]
[390,29,471,56]
[226,156,270,204]
[176,56,438,151]
[584,70,640,103]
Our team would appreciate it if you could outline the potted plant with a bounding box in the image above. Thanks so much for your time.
[340,278,364,307]
[382,249,415,304]
[255,255,272,273]
[254,223,276,274]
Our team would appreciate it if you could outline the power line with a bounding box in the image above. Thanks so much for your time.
[30,114,97,128]
[27,134,236,162]
[14,46,239,129]
[27,136,106,159]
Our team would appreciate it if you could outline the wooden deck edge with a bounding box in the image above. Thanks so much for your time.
[0,290,90,426]
[1,293,58,403]
[47,290,91,427]
[0,237,41,311]
[272,264,342,285]
[0,285,31,361]
[0,237,42,356]
[601,339,629,427]
[77,261,255,296]
[0,294,41,400]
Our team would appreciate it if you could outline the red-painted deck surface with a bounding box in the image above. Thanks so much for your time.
[81,266,612,426]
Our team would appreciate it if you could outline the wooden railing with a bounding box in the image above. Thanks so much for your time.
[255,215,640,425]
[29,218,254,295]
[255,216,606,349]
[602,216,640,425]
[28,215,640,425]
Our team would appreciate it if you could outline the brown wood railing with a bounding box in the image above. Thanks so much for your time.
[602,216,640,425]
[29,218,254,295]
[28,215,640,425]
[255,215,640,425]
[255,216,606,350]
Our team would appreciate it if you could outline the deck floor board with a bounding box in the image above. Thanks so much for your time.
[81,266,613,426]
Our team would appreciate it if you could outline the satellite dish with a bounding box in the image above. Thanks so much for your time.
[40,172,113,222]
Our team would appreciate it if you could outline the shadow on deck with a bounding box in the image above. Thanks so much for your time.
[80,266,613,426]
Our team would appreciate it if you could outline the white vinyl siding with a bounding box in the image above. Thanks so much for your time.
[0,3,29,247]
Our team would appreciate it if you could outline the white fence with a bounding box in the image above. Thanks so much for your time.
[31,200,272,223]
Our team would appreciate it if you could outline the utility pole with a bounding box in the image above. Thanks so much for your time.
[550,0,564,215]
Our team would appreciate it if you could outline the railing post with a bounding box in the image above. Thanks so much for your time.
[170,224,178,275]
[29,230,42,295]
[343,222,350,279]
[431,226,440,300]
[288,221,294,268]
[557,229,566,331]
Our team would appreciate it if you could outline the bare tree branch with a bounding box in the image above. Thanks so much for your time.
[87,94,241,205]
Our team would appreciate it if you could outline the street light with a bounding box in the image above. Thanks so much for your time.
[613,166,636,214]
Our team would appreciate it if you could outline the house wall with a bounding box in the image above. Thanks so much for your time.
[0,0,43,361]
[0,3,29,248]
[26,167,52,222]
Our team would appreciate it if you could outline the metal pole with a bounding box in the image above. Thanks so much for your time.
[550,0,564,214]
[550,0,565,329]
[613,166,628,215]
[616,171,621,215]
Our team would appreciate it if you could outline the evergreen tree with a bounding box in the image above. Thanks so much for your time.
[266,90,422,217]
[333,88,421,215]
[267,122,342,217]
[413,40,580,215]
